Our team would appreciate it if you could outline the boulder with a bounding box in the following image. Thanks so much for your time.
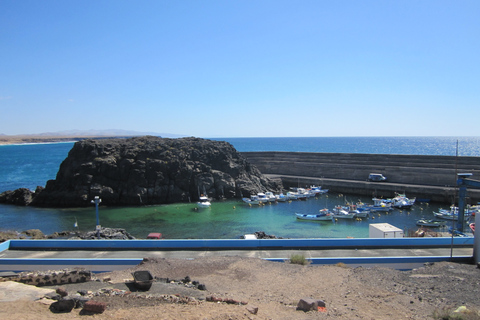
[296,298,326,312]
[82,300,107,314]
[49,299,75,313]
[0,188,35,206]
[27,136,281,207]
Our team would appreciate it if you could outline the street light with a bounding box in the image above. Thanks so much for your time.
[91,196,102,238]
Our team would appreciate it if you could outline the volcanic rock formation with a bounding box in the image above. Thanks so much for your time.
[24,136,281,207]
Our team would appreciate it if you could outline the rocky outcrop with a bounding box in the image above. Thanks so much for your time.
[28,136,280,207]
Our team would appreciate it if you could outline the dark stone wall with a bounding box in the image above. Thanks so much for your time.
[242,152,480,203]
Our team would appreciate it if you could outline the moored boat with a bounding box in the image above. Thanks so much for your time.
[357,198,393,212]
[275,193,288,202]
[264,192,277,202]
[332,206,356,219]
[416,219,447,227]
[197,196,211,208]
[295,209,333,221]
[310,185,328,194]
[242,195,260,205]
[256,193,270,203]
[388,193,416,209]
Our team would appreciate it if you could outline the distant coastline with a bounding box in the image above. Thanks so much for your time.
[0,135,136,146]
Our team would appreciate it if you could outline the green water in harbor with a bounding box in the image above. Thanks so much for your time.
[1,192,461,239]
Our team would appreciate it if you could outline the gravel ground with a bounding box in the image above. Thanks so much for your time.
[1,257,479,319]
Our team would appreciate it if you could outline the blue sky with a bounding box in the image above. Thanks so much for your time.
[1,1,479,137]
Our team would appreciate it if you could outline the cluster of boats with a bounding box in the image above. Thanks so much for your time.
[242,186,329,205]
[295,194,416,221]
[414,204,479,231]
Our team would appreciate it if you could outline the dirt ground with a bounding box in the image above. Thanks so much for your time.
[1,257,479,320]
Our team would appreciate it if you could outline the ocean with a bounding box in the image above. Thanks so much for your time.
[0,136,478,239]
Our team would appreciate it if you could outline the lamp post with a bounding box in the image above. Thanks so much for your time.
[91,196,102,238]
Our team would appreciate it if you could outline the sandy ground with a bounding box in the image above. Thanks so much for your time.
[1,257,479,319]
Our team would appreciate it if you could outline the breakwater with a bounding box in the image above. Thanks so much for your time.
[242,152,480,203]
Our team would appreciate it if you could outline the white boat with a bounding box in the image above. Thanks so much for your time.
[434,207,459,220]
[256,193,270,203]
[264,192,277,202]
[275,193,288,202]
[295,209,333,221]
[434,206,473,220]
[286,192,299,201]
[197,196,211,208]
[416,219,447,227]
[242,195,260,205]
[309,186,329,194]
[358,198,393,212]
[388,194,416,209]
[332,206,356,219]
[345,204,369,217]
[295,188,309,200]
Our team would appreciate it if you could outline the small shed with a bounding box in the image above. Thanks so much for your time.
[369,223,404,238]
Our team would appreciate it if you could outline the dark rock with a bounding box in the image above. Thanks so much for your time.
[56,287,68,297]
[44,292,62,300]
[22,229,45,239]
[297,298,326,312]
[247,306,258,314]
[197,283,207,291]
[76,227,135,240]
[0,188,36,205]
[65,295,90,308]
[26,136,281,207]
[254,231,282,239]
[49,299,75,313]
[82,300,107,314]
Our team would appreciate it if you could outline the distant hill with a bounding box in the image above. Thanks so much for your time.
[0,130,187,145]
[34,129,185,138]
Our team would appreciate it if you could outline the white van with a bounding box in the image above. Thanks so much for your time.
[368,173,387,182]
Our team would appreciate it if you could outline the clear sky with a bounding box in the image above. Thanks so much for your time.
[1,1,479,138]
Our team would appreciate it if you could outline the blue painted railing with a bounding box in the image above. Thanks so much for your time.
[0,237,474,272]
[3,237,474,251]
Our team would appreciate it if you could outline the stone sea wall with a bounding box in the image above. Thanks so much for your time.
[242,152,480,203]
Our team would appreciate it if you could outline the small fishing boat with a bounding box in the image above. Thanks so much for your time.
[309,186,329,195]
[264,192,277,202]
[357,198,393,212]
[332,206,356,219]
[434,211,458,220]
[275,193,288,202]
[285,192,298,201]
[295,209,333,221]
[345,204,369,217]
[197,196,211,208]
[415,219,447,227]
[256,193,270,203]
[389,193,416,209]
[242,195,260,205]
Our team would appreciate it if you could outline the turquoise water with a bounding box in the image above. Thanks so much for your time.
[0,193,454,239]
[0,136,478,238]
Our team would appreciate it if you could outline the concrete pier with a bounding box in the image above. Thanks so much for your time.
[242,152,480,203]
